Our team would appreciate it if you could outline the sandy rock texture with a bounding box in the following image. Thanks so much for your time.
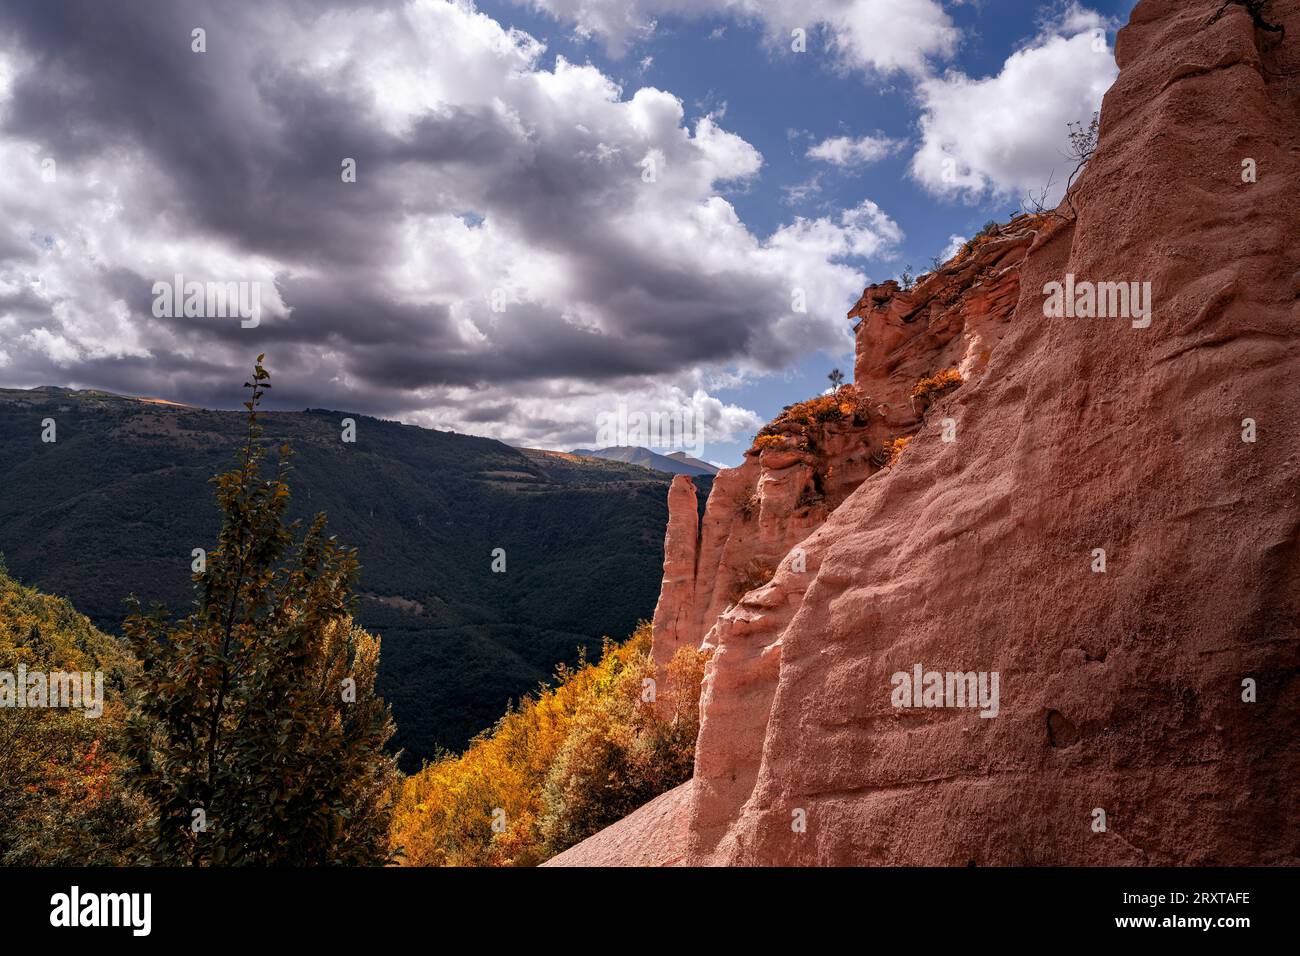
[560,0,1300,866]
[541,781,692,867]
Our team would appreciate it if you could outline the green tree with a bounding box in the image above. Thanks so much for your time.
[124,356,397,865]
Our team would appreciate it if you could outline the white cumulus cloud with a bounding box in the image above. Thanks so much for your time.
[807,133,902,167]
[512,0,959,76]
[0,0,903,452]
[909,6,1118,203]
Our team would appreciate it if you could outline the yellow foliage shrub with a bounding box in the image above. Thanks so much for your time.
[388,622,707,866]
[0,558,147,864]
[911,367,963,401]
[885,436,911,465]
[751,385,869,451]
[538,643,703,853]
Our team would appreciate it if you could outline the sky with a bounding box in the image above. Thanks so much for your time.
[0,0,1136,467]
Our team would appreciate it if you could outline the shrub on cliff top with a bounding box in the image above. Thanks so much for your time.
[754,385,869,447]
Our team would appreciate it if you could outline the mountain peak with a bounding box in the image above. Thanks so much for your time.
[567,445,719,476]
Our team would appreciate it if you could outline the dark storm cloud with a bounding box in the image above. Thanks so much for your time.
[0,0,892,444]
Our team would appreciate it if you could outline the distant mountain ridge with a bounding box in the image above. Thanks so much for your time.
[0,386,711,770]
[569,445,719,476]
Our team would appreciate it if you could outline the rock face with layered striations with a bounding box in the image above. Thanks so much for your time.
[555,0,1300,867]
[648,221,1043,683]
[680,229,1080,862]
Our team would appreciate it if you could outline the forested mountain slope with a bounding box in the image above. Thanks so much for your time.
[0,387,710,768]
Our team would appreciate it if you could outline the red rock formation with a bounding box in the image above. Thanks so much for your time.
[649,217,1045,680]
[851,217,1040,428]
[557,0,1300,866]
[649,474,700,683]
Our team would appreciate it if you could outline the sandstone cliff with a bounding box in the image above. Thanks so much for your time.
[555,0,1300,866]
[651,220,1042,681]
